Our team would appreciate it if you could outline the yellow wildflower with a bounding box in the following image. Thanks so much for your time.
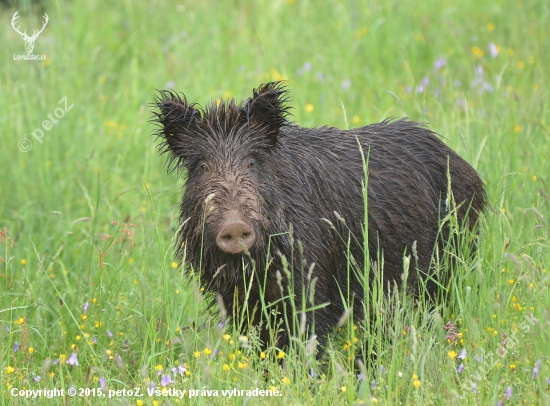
[471,46,484,58]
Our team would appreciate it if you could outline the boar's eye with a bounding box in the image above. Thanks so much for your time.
[247,161,254,169]
[199,164,209,172]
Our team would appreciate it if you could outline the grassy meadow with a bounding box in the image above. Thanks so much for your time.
[1,0,549,404]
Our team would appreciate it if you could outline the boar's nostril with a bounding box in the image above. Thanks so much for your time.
[216,221,255,254]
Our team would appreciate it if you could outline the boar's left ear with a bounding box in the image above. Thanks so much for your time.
[242,81,291,146]
[151,90,202,173]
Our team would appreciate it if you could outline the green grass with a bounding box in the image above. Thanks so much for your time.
[1,0,549,404]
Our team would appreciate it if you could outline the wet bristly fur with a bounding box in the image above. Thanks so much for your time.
[151,81,486,350]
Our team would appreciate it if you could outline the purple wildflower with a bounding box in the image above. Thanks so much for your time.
[83,302,89,311]
[123,340,128,349]
[497,401,503,406]
[416,77,429,94]
[457,364,464,373]
[92,337,97,345]
[546,378,550,385]
[471,383,477,394]
[304,62,312,71]
[309,368,315,379]
[434,57,446,70]
[217,319,227,329]
[115,354,124,368]
[33,375,41,382]
[380,365,386,374]
[66,352,79,366]
[444,321,461,344]
[53,359,60,365]
[371,380,376,388]
[341,79,352,91]
[14,342,19,352]
[99,377,105,389]
[6,325,9,332]
[166,81,175,89]
[457,349,467,360]
[107,329,113,337]
[506,386,512,399]
[357,373,366,382]
[172,365,187,377]
[150,380,155,389]
[504,252,509,259]
[489,43,499,58]
[533,360,541,378]
[405,86,412,94]
[482,82,494,92]
[316,72,324,81]
[161,374,174,387]
[472,65,493,93]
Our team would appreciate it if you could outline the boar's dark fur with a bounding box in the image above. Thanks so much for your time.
[151,82,485,350]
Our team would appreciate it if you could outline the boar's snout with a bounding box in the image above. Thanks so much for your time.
[216,211,255,254]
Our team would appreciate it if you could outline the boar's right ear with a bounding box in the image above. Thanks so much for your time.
[151,90,202,173]
[242,81,290,147]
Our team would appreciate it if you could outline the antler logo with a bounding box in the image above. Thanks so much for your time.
[11,11,49,54]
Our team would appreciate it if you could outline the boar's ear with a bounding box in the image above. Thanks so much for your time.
[242,81,290,146]
[151,90,202,173]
